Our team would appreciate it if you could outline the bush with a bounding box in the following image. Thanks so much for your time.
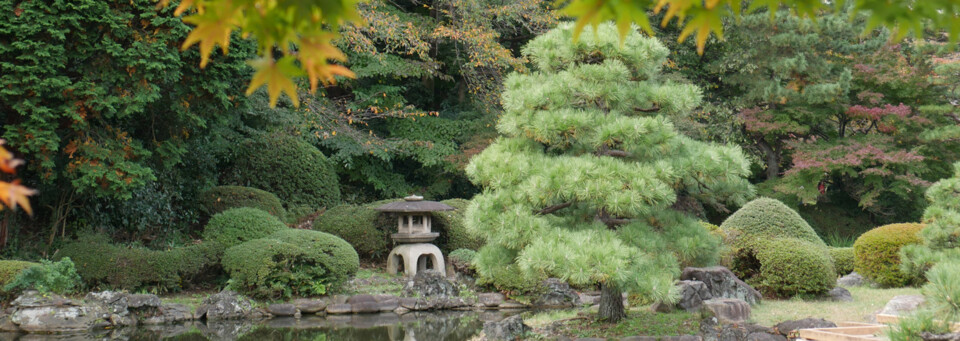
[720,197,823,246]
[0,260,39,291]
[854,223,925,287]
[752,238,836,297]
[199,186,285,217]
[434,199,484,252]
[230,132,341,209]
[203,207,288,250]
[4,258,81,294]
[830,247,855,276]
[311,204,390,259]
[222,229,359,299]
[448,248,477,274]
[58,233,221,291]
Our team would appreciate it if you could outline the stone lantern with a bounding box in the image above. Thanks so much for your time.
[375,195,455,277]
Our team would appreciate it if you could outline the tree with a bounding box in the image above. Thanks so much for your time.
[901,162,960,277]
[464,23,753,322]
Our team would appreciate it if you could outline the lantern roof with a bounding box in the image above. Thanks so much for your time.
[374,195,455,213]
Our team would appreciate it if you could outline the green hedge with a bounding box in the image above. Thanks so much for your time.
[230,132,341,209]
[203,207,288,250]
[830,247,855,276]
[720,197,824,246]
[753,238,836,297]
[58,233,221,291]
[312,204,391,259]
[434,199,484,252]
[199,186,285,217]
[854,223,925,287]
[222,229,359,299]
[0,260,39,292]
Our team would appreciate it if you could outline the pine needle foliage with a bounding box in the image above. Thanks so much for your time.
[901,162,960,278]
[465,22,754,302]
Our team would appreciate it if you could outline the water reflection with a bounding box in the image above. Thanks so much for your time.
[0,310,496,341]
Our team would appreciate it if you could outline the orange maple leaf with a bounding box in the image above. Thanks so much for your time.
[0,180,37,215]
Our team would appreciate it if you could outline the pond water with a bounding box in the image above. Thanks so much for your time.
[2,310,495,341]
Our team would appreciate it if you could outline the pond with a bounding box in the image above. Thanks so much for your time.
[1,311,495,341]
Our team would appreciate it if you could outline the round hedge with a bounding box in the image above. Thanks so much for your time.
[222,229,359,299]
[0,260,39,292]
[312,204,390,259]
[830,247,855,276]
[854,223,925,287]
[753,238,836,297]
[203,208,288,250]
[720,197,823,246]
[231,132,341,209]
[434,198,484,252]
[199,186,285,217]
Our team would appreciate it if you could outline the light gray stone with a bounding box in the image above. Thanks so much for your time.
[194,290,254,321]
[681,267,762,305]
[479,293,506,307]
[403,270,459,297]
[326,304,352,315]
[292,298,327,313]
[498,300,526,309]
[125,294,161,309]
[675,280,712,312]
[534,278,580,308]
[827,287,853,302]
[8,292,105,333]
[774,318,836,336]
[837,272,864,287]
[747,332,787,341]
[879,295,926,316]
[483,315,530,341]
[267,304,298,317]
[702,298,751,325]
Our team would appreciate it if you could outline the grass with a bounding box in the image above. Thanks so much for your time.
[342,267,404,296]
[751,286,921,326]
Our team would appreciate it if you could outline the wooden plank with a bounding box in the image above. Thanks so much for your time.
[876,314,960,331]
[798,329,883,341]
[837,322,883,328]
[809,326,887,335]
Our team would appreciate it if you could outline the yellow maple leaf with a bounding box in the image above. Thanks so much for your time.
[181,4,240,68]
[299,34,355,92]
[0,180,37,215]
[246,57,301,107]
[678,9,723,55]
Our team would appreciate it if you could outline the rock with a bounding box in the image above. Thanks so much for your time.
[374,295,400,312]
[826,287,853,302]
[141,304,195,324]
[394,307,410,315]
[702,298,751,325]
[747,332,787,341]
[837,272,864,287]
[681,267,762,305]
[579,291,601,305]
[675,280,713,312]
[620,337,659,341]
[267,304,298,317]
[498,300,527,309]
[8,291,105,333]
[403,270,459,297]
[126,294,162,309]
[651,302,675,313]
[399,297,419,310]
[879,295,926,316]
[293,298,327,313]
[483,314,530,341]
[84,291,129,315]
[700,316,750,341]
[774,318,837,336]
[194,290,254,320]
[326,304,352,314]
[534,278,581,308]
[479,293,506,307]
[919,332,960,341]
[660,336,702,341]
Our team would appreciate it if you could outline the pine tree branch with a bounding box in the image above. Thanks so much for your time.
[635,106,660,113]
[596,208,632,227]
[947,112,960,124]
[537,202,573,215]
[597,149,631,158]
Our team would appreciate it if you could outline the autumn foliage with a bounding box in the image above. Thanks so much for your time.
[0,141,35,215]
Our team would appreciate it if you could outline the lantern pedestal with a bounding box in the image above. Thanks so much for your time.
[386,243,446,277]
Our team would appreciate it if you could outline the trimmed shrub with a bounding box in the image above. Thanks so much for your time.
[312,204,390,259]
[231,133,341,209]
[58,233,221,291]
[753,238,836,297]
[434,199,484,252]
[449,248,477,274]
[222,229,359,299]
[199,186,285,217]
[203,208,288,250]
[720,197,823,246]
[830,247,855,276]
[854,223,925,287]
[0,260,39,291]
[4,258,81,294]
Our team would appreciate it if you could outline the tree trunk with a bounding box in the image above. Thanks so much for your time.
[598,282,626,322]
[756,138,780,180]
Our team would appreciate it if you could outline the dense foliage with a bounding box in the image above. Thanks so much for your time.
[754,238,836,297]
[0,260,38,292]
[222,229,359,299]
[901,162,960,277]
[202,208,288,250]
[853,223,926,287]
[830,247,855,276]
[3,258,80,294]
[199,186,285,218]
[311,204,391,259]
[719,198,823,245]
[466,22,753,321]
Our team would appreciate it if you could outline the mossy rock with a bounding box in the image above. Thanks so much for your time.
[854,223,925,287]
[830,247,855,276]
[199,186,285,217]
[203,207,288,250]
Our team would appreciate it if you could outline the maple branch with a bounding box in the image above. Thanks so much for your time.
[537,202,573,215]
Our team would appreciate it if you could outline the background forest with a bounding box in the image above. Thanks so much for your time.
[1,0,960,263]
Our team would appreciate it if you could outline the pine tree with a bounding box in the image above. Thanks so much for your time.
[901,162,960,277]
[464,22,754,322]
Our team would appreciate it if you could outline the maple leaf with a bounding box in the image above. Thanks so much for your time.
[678,9,723,55]
[299,34,355,92]
[0,143,23,174]
[181,4,240,68]
[0,180,37,215]
[246,56,303,107]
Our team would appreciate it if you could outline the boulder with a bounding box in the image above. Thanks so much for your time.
[9,291,106,333]
[84,291,129,315]
[326,304,352,315]
[700,316,750,341]
[878,295,926,316]
[374,295,400,312]
[195,290,254,321]
[579,291,601,305]
[403,270,459,298]
[702,298,751,325]
[267,304,298,317]
[533,278,581,308]
[126,294,162,309]
[479,293,506,307]
[498,300,527,309]
[826,287,853,302]
[681,267,762,305]
[293,298,327,314]
[837,272,864,287]
[676,280,713,312]
[774,318,836,336]
[483,315,530,341]
[919,332,960,341]
[141,304,195,324]
[747,332,787,341]
[660,336,702,341]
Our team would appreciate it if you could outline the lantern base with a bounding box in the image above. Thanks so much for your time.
[386,243,445,277]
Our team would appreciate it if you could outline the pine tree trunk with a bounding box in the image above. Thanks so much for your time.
[598,282,626,322]
[756,138,780,180]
